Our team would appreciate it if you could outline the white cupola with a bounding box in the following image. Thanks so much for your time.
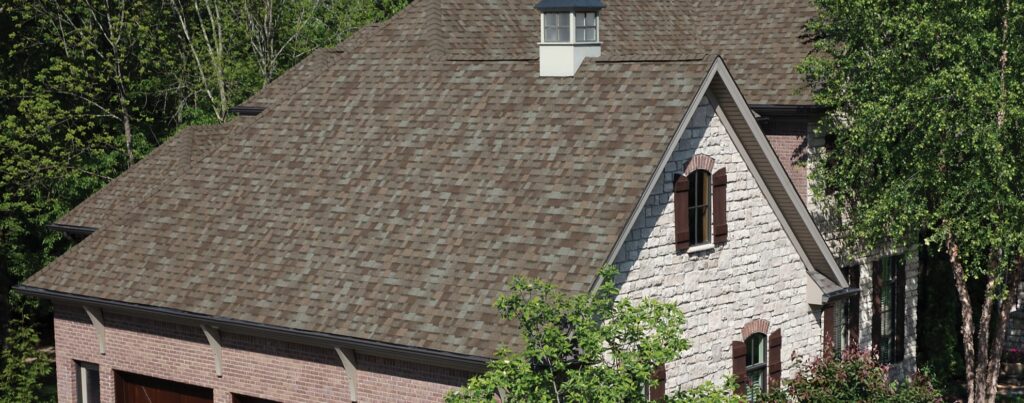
[535,0,605,77]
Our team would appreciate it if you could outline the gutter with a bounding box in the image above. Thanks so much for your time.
[14,285,490,373]
[823,287,861,303]
[227,105,267,116]
[750,104,826,117]
[46,224,97,237]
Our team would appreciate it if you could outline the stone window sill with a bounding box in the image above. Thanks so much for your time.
[686,243,715,254]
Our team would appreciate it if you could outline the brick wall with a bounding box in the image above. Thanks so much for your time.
[761,118,810,202]
[53,304,473,403]
[613,97,823,391]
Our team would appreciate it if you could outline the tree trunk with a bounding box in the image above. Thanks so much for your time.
[949,238,979,400]
[122,111,133,164]
[950,236,1022,402]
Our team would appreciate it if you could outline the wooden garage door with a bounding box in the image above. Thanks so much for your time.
[115,372,213,403]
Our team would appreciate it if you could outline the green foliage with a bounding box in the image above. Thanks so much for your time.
[803,1,1022,399]
[763,348,940,403]
[802,0,1023,277]
[446,266,741,402]
[0,0,408,398]
[665,378,744,403]
[0,304,52,403]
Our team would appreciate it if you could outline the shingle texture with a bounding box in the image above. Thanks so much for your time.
[29,0,819,358]
[56,125,224,229]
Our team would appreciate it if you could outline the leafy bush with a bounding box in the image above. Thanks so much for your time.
[445,266,745,402]
[665,378,744,403]
[760,347,940,402]
[1004,348,1024,364]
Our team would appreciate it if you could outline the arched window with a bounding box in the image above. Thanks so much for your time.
[688,170,712,245]
[745,333,768,394]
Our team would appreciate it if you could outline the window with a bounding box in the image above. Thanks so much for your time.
[77,362,100,403]
[829,266,861,355]
[575,12,598,42]
[873,256,904,364]
[688,170,712,245]
[878,258,896,362]
[745,333,768,395]
[543,13,570,42]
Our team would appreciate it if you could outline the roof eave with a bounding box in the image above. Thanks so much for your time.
[14,285,490,372]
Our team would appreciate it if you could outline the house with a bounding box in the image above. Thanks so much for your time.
[18,0,920,402]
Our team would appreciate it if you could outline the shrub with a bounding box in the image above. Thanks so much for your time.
[1004,348,1024,364]
[761,347,941,402]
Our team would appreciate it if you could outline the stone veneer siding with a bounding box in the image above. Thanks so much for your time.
[613,97,822,391]
[53,303,474,403]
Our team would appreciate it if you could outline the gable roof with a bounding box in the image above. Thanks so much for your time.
[23,0,836,364]
[596,57,845,295]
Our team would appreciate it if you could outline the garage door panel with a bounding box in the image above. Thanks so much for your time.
[115,372,213,403]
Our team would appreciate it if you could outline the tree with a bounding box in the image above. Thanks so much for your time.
[0,301,52,403]
[802,1,1023,401]
[446,266,741,403]
[1,0,410,398]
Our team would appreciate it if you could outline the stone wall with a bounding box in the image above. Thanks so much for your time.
[53,304,473,403]
[613,96,823,392]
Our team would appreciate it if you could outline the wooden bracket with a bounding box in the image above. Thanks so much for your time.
[82,306,106,355]
[335,347,358,403]
[201,325,223,377]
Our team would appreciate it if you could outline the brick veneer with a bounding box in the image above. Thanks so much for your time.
[53,304,474,403]
[765,135,807,202]
[741,319,771,340]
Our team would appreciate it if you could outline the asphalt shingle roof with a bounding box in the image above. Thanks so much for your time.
[29,0,819,358]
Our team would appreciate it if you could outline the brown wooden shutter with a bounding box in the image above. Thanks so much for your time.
[871,260,882,350]
[674,174,690,251]
[848,265,861,347]
[894,256,906,362]
[822,304,835,354]
[649,364,666,401]
[712,168,728,243]
[731,340,747,394]
[768,329,782,389]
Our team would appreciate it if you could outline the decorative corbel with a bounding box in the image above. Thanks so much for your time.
[201,325,223,377]
[335,347,358,403]
[82,306,106,355]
